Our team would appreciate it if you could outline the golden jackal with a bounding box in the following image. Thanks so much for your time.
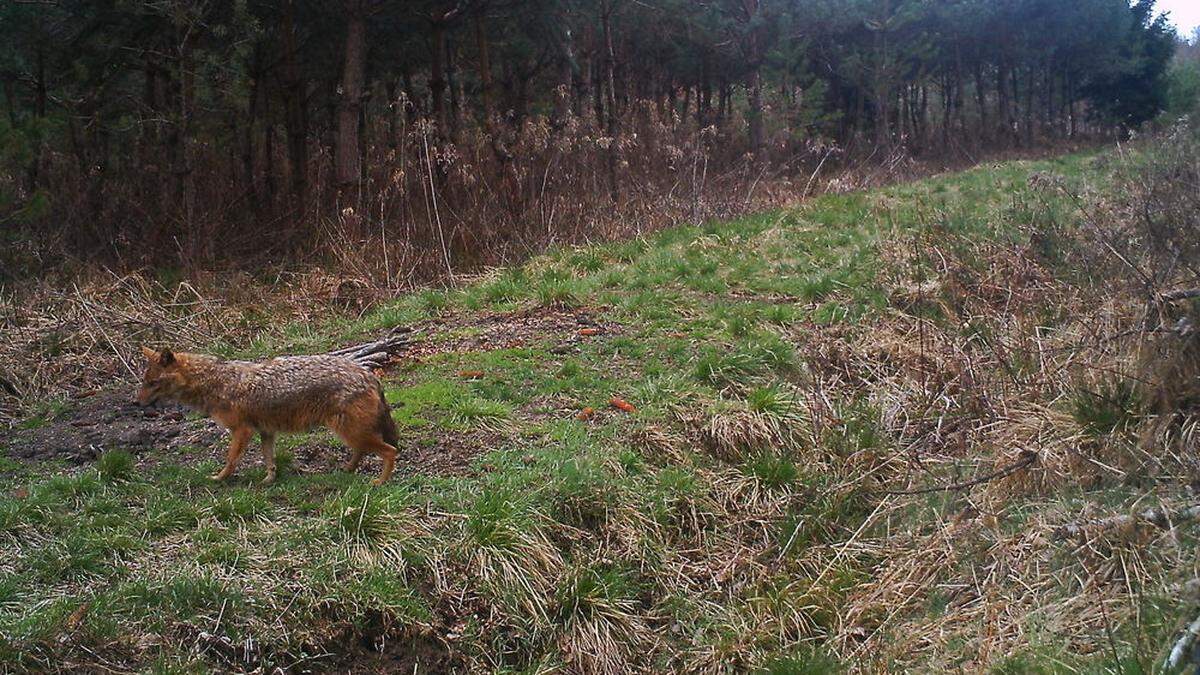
[136,347,400,485]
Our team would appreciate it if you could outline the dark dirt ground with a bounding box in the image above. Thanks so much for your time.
[5,389,224,465]
[1,306,613,482]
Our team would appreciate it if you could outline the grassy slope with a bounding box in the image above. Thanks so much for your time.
[2,152,1194,673]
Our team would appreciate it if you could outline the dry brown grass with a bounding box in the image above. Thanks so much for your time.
[0,268,396,423]
[799,184,1199,669]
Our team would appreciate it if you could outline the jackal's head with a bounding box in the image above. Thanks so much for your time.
[137,347,183,405]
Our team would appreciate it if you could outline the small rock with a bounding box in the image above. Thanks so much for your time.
[118,429,153,447]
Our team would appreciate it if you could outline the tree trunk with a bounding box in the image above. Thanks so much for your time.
[996,62,1008,143]
[242,46,260,214]
[872,8,890,148]
[335,1,367,206]
[601,0,619,202]
[263,91,276,209]
[748,67,764,156]
[974,65,988,144]
[171,33,198,261]
[554,21,576,127]
[447,33,464,140]
[1067,73,1077,138]
[952,44,964,138]
[919,85,928,143]
[941,76,952,146]
[572,46,589,120]
[1010,68,1020,144]
[386,79,398,148]
[402,67,419,122]
[1027,65,1036,144]
[27,45,47,192]
[281,0,309,210]
[429,20,448,137]
[475,16,494,125]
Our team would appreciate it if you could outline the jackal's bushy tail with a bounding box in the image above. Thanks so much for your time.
[377,387,400,447]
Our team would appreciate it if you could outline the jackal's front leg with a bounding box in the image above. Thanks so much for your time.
[211,426,253,482]
[259,432,277,485]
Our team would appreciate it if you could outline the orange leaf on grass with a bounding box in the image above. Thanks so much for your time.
[609,397,636,413]
[578,327,602,336]
[576,406,596,421]
[458,370,484,379]
[64,603,90,631]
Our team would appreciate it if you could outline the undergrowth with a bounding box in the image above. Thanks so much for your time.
[3,142,1200,672]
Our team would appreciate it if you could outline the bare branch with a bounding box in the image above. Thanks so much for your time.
[884,450,1038,496]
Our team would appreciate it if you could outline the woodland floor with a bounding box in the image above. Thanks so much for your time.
[2,149,1199,673]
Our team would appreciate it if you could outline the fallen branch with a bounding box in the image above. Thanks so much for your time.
[1165,611,1200,671]
[1160,288,1200,303]
[327,326,417,370]
[883,450,1038,496]
[1055,503,1200,540]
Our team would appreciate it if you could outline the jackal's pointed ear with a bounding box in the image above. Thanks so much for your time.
[141,346,158,362]
[159,349,175,366]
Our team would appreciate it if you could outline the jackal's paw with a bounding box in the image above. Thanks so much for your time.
[261,473,276,486]
[371,477,386,487]
[209,472,228,482]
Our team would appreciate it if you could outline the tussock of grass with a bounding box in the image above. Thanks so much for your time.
[547,456,620,529]
[325,486,423,568]
[699,386,807,462]
[536,277,584,309]
[455,486,563,621]
[746,453,799,490]
[1071,378,1141,438]
[483,270,531,304]
[446,395,514,432]
[554,563,648,674]
[97,450,135,483]
[212,488,273,524]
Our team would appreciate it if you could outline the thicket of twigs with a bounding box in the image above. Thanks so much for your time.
[4,105,864,284]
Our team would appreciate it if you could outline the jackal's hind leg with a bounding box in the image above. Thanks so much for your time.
[212,427,253,482]
[259,432,277,485]
[343,448,365,473]
[372,442,397,486]
[333,428,397,486]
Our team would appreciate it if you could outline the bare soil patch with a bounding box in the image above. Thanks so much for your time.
[5,389,222,464]
[404,304,612,361]
[288,428,505,481]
